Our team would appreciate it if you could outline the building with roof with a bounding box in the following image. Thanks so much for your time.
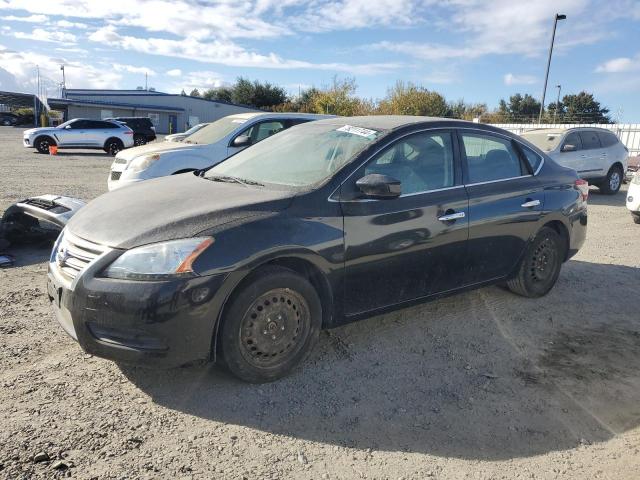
[47,89,260,134]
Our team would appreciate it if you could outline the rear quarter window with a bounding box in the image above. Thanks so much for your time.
[519,144,543,173]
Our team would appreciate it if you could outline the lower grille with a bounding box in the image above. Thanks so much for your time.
[54,231,108,281]
[110,171,122,181]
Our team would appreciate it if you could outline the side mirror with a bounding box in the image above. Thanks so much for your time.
[64,125,72,129]
[231,135,251,148]
[561,143,577,152]
[356,174,401,199]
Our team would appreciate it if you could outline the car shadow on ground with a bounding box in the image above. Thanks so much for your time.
[2,244,52,267]
[587,187,629,207]
[121,260,640,461]
[37,151,113,158]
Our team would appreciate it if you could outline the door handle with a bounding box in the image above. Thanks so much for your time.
[521,199,541,208]
[438,211,465,222]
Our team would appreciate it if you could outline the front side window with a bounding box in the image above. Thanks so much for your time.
[206,122,383,188]
[461,133,524,183]
[242,120,285,144]
[562,132,582,151]
[579,131,602,150]
[363,131,455,194]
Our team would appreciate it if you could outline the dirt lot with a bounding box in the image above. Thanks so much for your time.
[1,125,639,480]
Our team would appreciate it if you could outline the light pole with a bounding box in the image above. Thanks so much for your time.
[538,13,566,123]
[60,64,66,97]
[553,84,561,123]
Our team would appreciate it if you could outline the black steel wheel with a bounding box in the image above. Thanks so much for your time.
[134,135,147,146]
[219,266,321,383]
[35,136,54,154]
[105,139,124,156]
[507,227,564,298]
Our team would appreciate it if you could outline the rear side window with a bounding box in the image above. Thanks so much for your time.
[597,131,619,148]
[579,131,602,150]
[519,144,543,173]
[461,133,525,183]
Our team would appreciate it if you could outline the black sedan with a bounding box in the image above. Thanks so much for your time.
[47,116,588,382]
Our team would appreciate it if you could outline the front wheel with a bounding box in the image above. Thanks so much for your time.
[507,227,565,298]
[600,165,623,195]
[35,136,55,154]
[218,266,322,383]
[105,139,124,156]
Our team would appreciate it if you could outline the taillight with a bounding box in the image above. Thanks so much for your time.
[124,131,133,135]
[575,178,589,202]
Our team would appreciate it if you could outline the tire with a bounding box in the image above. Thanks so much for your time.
[599,164,623,195]
[218,266,322,383]
[2,119,11,126]
[133,135,147,146]
[507,227,565,298]
[105,138,124,156]
[35,136,55,154]
[632,213,640,225]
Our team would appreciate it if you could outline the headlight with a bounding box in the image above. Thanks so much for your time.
[128,153,160,172]
[103,238,213,280]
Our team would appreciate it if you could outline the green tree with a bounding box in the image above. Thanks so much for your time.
[189,88,201,97]
[560,91,610,123]
[498,93,541,121]
[310,77,365,116]
[378,81,448,117]
[202,86,233,102]
[447,99,488,120]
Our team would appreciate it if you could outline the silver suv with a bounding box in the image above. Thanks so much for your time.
[521,127,628,194]
[23,118,134,156]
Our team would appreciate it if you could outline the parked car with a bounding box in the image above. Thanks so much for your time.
[164,122,210,142]
[107,117,156,146]
[520,127,628,194]
[626,155,639,182]
[0,112,18,126]
[23,118,134,155]
[47,116,588,382]
[107,112,331,191]
[626,173,640,224]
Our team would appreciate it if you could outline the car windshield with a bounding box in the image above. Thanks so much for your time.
[57,119,76,128]
[183,123,207,136]
[520,131,563,152]
[205,122,383,187]
[183,116,251,144]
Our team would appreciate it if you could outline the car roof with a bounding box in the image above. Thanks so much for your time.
[311,115,496,132]
[226,112,335,121]
[522,127,615,135]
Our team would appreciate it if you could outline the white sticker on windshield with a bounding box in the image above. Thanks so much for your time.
[232,119,247,124]
[336,125,378,138]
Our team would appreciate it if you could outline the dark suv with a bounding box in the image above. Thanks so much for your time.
[109,117,156,146]
[0,112,19,126]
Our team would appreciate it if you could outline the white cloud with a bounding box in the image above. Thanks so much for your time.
[89,26,401,74]
[56,19,88,29]
[595,55,639,73]
[14,28,77,44]
[0,45,122,95]
[169,70,225,93]
[504,73,537,86]
[113,63,156,75]
[166,69,182,77]
[4,14,47,22]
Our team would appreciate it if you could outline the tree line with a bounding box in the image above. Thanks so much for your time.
[182,77,612,124]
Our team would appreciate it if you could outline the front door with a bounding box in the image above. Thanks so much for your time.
[460,131,545,283]
[341,129,469,315]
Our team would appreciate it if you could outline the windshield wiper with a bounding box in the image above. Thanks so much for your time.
[206,175,263,187]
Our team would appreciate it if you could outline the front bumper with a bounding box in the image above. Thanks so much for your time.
[23,137,31,147]
[47,254,228,368]
[107,172,143,191]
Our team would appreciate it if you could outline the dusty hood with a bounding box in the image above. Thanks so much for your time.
[115,140,208,162]
[66,173,294,249]
[24,127,60,136]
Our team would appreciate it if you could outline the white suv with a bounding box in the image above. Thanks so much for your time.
[520,127,628,194]
[23,118,134,155]
[108,112,332,191]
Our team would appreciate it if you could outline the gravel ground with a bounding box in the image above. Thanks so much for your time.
[1,125,639,480]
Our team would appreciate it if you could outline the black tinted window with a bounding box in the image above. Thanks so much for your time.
[597,131,618,148]
[69,120,89,129]
[520,144,542,173]
[563,132,582,151]
[579,131,602,150]
[365,131,455,194]
[461,133,524,183]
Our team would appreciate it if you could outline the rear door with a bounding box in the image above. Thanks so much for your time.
[460,130,544,284]
[341,129,469,315]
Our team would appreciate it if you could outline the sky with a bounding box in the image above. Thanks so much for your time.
[1,0,640,120]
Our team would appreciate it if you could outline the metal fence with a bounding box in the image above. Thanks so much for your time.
[489,123,640,156]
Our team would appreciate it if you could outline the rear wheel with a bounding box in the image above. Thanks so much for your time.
[105,138,124,156]
[507,227,564,298]
[133,135,147,146]
[218,266,321,383]
[599,165,623,195]
[35,136,55,154]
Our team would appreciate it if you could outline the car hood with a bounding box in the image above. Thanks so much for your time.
[66,174,295,249]
[115,140,209,162]
[24,127,60,136]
